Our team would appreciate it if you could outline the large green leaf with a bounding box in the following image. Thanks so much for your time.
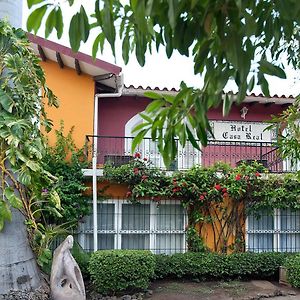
[4,187,23,209]
[79,6,90,43]
[0,89,14,113]
[45,8,56,38]
[27,0,44,9]
[92,32,105,59]
[27,4,49,34]
[260,59,287,79]
[69,13,81,52]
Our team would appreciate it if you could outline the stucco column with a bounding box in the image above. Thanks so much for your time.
[0,0,22,28]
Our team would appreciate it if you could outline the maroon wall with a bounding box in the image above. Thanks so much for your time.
[99,95,286,136]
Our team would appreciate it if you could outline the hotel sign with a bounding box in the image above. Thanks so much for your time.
[210,121,277,143]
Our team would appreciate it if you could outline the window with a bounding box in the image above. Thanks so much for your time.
[125,113,201,170]
[246,208,300,252]
[77,199,187,254]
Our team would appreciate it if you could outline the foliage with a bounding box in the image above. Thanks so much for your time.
[103,156,300,252]
[154,252,290,281]
[71,241,91,280]
[268,96,300,175]
[88,250,155,295]
[27,0,300,166]
[0,21,59,232]
[42,122,90,225]
[285,254,300,288]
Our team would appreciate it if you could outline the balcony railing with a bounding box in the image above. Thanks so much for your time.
[85,135,296,173]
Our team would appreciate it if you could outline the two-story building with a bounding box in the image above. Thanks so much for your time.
[29,34,298,255]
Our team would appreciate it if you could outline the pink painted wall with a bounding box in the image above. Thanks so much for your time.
[97,95,287,169]
[98,96,285,136]
[98,96,151,136]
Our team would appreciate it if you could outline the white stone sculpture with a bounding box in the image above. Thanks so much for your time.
[50,235,86,300]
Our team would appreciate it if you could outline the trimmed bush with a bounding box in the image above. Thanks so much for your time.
[71,242,91,280]
[154,252,288,280]
[89,250,155,294]
[285,254,300,287]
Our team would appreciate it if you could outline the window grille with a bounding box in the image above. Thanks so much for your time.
[77,199,187,254]
[246,208,300,252]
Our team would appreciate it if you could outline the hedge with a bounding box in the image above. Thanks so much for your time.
[86,250,289,294]
[154,252,289,280]
[284,254,300,288]
[88,250,155,294]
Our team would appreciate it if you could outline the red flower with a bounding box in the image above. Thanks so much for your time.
[199,195,205,201]
[126,191,132,198]
[235,174,242,181]
[141,175,148,181]
[134,152,141,158]
[143,157,148,161]
[215,184,222,191]
[172,186,181,193]
[223,192,229,198]
[255,172,261,177]
[222,188,227,193]
[134,168,139,175]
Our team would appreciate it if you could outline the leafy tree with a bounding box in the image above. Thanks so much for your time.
[0,20,58,293]
[27,0,300,166]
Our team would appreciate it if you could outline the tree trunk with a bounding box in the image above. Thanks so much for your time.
[0,209,41,295]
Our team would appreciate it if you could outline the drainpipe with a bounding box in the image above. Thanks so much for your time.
[92,73,124,252]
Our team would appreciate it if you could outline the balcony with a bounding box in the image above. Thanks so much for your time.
[84,135,296,173]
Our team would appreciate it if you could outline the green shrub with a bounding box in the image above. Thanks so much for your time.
[71,242,91,280]
[285,254,300,287]
[89,250,155,295]
[154,252,288,280]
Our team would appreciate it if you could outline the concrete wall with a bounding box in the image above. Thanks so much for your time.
[0,0,22,28]
[40,60,95,148]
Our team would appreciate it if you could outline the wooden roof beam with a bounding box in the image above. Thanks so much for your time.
[38,45,47,61]
[75,59,82,75]
[264,102,275,107]
[56,52,64,68]
[247,101,259,106]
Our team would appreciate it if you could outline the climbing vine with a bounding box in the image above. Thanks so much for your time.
[0,21,62,266]
[103,155,300,253]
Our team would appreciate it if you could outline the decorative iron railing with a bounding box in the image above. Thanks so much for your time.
[84,135,295,173]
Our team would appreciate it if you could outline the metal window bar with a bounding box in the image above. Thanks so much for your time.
[85,135,296,173]
[77,199,187,254]
[246,208,300,252]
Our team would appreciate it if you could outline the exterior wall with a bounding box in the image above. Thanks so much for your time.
[98,95,285,137]
[0,0,22,28]
[41,60,95,148]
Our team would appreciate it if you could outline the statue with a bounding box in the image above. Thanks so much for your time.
[50,235,86,300]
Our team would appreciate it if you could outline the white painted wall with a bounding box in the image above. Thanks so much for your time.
[0,0,22,28]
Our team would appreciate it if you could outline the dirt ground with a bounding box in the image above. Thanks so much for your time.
[149,280,300,300]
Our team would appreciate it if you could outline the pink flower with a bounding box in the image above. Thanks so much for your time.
[133,168,139,175]
[134,152,141,158]
[223,192,229,198]
[222,188,227,193]
[199,195,205,201]
[126,191,132,198]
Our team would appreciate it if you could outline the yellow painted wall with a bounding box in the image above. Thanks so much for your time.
[41,60,94,148]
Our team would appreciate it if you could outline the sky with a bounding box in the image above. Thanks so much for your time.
[22,1,299,96]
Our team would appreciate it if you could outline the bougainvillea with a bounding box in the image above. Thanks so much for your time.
[103,157,300,253]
